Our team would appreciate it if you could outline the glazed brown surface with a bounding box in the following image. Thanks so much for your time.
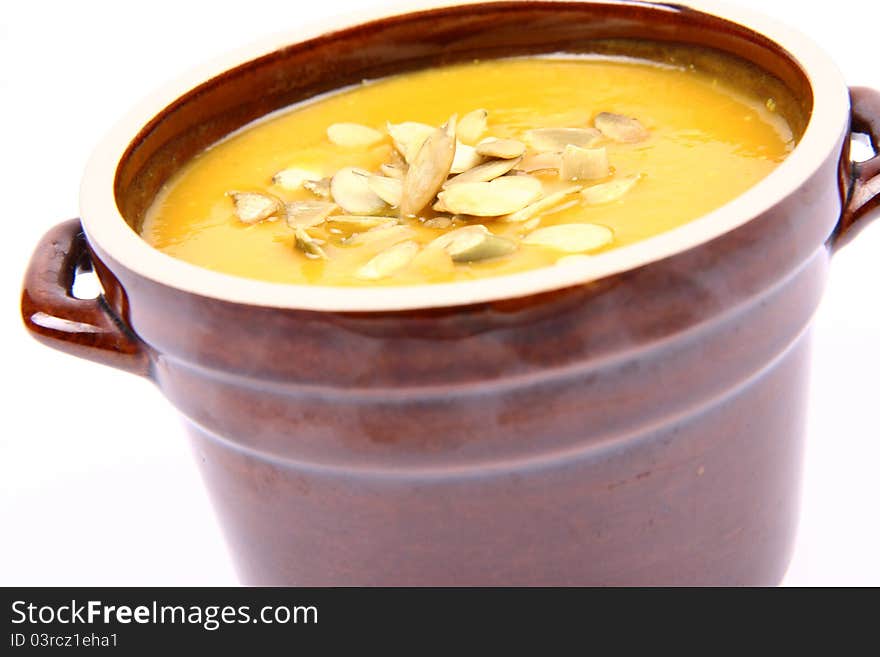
[21,2,880,585]
[836,86,880,248]
[21,219,149,376]
[101,150,837,584]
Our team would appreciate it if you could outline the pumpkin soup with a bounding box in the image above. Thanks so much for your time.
[140,54,798,285]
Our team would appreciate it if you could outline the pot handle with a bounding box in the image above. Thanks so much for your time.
[21,218,150,376]
[835,86,880,249]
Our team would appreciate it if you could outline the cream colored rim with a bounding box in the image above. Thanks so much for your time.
[79,0,850,312]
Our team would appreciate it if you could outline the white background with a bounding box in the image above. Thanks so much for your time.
[1,0,878,586]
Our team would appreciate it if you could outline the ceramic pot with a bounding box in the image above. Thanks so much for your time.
[21,0,880,585]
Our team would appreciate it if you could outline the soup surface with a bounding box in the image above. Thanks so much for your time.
[141,55,797,286]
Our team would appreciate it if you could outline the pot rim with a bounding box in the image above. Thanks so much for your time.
[80,0,850,312]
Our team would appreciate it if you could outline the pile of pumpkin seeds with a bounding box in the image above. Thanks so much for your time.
[227,110,648,280]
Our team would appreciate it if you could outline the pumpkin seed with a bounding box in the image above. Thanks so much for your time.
[429,224,490,250]
[302,177,331,198]
[327,122,385,148]
[543,198,579,216]
[594,112,649,143]
[387,121,435,164]
[581,174,641,204]
[227,191,283,224]
[293,226,328,259]
[450,142,484,173]
[328,215,399,231]
[400,118,457,217]
[379,163,405,179]
[518,151,562,173]
[331,166,388,215]
[285,200,338,228]
[457,109,488,145]
[437,175,542,216]
[476,138,525,159]
[523,223,613,253]
[356,240,419,280]
[429,224,515,263]
[367,175,403,207]
[454,233,517,262]
[501,185,582,223]
[272,168,321,191]
[452,233,517,262]
[521,217,541,232]
[423,216,453,229]
[560,145,609,181]
[525,127,602,152]
[344,223,413,247]
[442,156,522,187]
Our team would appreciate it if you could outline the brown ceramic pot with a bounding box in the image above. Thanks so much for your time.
[21,0,880,585]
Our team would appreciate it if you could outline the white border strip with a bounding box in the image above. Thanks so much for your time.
[79,0,850,311]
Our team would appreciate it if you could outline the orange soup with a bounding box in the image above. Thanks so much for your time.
[141,55,797,285]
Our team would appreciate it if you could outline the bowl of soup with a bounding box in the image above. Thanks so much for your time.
[21,0,880,585]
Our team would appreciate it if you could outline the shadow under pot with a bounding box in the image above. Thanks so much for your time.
[22,1,880,585]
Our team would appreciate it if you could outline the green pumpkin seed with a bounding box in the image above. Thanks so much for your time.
[518,151,562,173]
[476,138,525,159]
[331,167,388,215]
[294,226,328,259]
[437,175,542,216]
[379,163,405,179]
[228,191,283,224]
[285,200,338,228]
[387,121,435,164]
[302,177,331,198]
[344,223,414,247]
[327,122,384,147]
[450,142,484,173]
[521,217,541,232]
[560,145,609,181]
[457,109,489,145]
[429,224,490,250]
[594,112,649,143]
[450,233,517,262]
[581,174,641,204]
[423,216,453,229]
[272,168,322,191]
[356,240,420,280]
[442,156,523,188]
[429,224,516,262]
[523,223,613,253]
[400,117,457,217]
[367,175,403,207]
[501,185,582,223]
